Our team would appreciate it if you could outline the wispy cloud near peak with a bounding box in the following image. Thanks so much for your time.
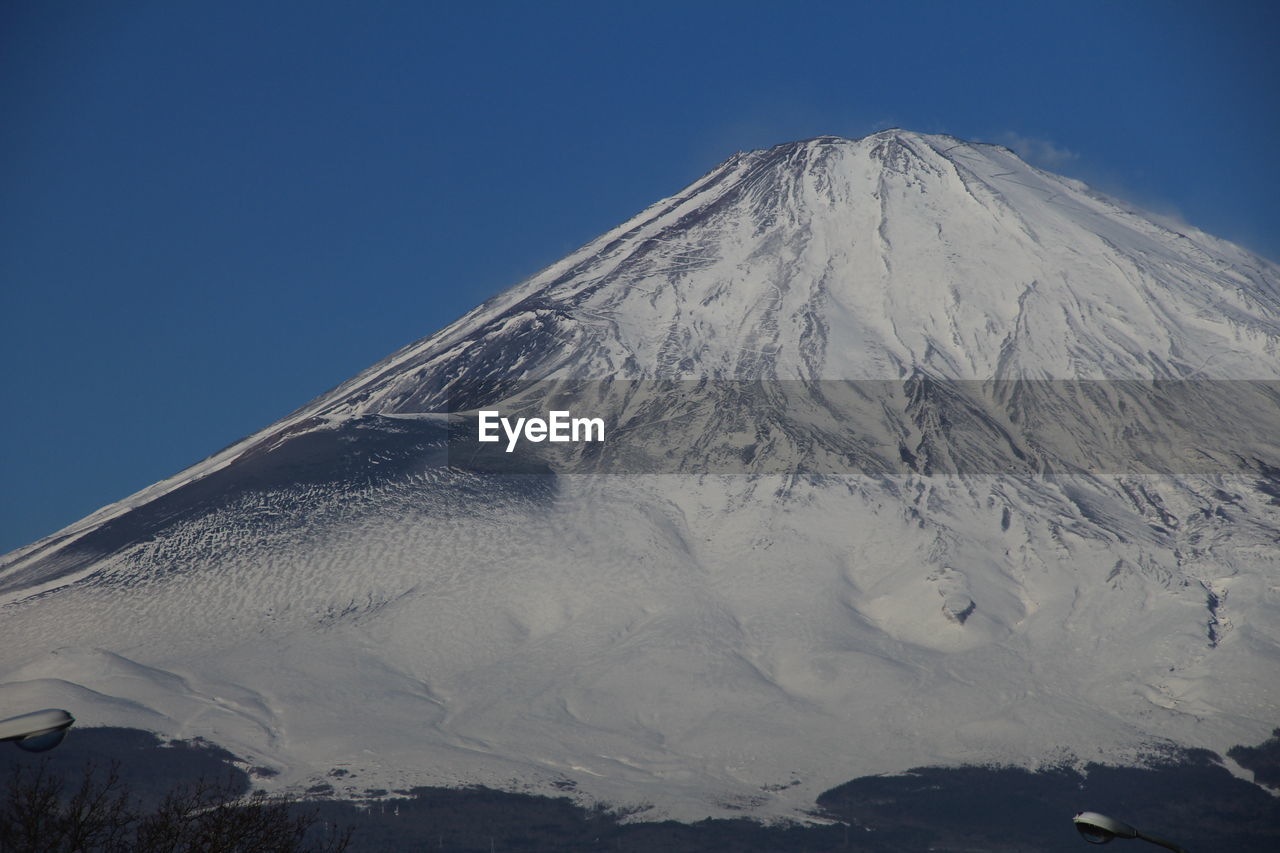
[995,132,1080,168]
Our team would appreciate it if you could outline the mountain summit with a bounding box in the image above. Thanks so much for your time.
[3,130,1279,820]
[299,129,1279,407]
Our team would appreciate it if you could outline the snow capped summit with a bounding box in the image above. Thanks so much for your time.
[258,129,1280,427]
[3,131,1279,821]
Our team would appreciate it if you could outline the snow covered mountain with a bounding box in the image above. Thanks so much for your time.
[3,130,1280,821]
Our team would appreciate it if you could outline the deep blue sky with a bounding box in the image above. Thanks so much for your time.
[3,0,1277,553]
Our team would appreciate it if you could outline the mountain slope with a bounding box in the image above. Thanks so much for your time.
[3,130,1279,820]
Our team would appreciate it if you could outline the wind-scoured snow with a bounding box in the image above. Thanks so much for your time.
[3,131,1279,821]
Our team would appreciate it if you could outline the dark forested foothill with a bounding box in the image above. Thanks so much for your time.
[1228,727,1280,789]
[3,727,1277,852]
[0,730,349,853]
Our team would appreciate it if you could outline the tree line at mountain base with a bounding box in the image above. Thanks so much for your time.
[3,727,1277,852]
[1,759,350,853]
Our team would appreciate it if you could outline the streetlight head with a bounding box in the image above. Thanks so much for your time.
[14,727,69,752]
[1074,812,1138,844]
[0,709,75,752]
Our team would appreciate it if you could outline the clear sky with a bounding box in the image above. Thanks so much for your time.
[2,0,1277,554]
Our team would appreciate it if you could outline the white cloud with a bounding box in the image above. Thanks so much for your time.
[995,132,1080,167]
[868,117,902,132]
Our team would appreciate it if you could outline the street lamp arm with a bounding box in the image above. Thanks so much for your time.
[1134,830,1189,853]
